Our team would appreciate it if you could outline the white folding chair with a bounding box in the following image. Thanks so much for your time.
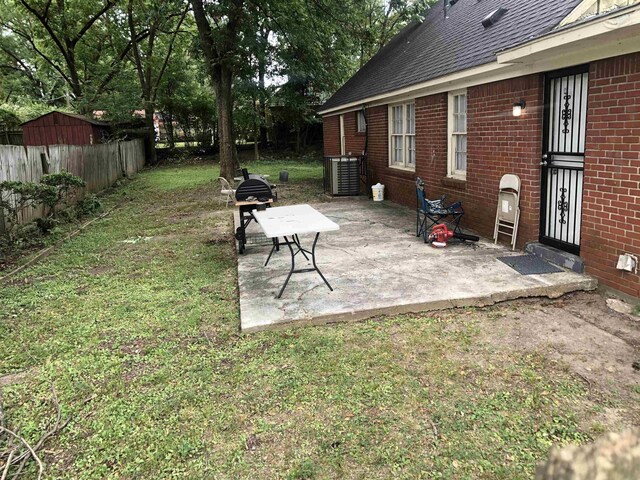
[493,174,521,250]
[218,177,236,207]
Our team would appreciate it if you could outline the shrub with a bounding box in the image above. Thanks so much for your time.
[40,172,86,216]
[0,181,48,243]
[77,194,102,216]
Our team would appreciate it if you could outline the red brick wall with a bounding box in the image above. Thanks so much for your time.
[366,105,417,206]
[582,53,640,298]
[343,111,366,156]
[465,75,544,243]
[347,75,544,246]
[322,55,640,298]
[323,115,340,156]
[321,111,367,158]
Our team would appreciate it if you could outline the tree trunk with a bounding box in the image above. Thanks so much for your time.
[191,0,242,181]
[165,111,175,148]
[144,103,157,165]
[213,66,237,181]
[258,59,268,148]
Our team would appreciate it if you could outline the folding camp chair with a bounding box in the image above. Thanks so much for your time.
[493,174,521,250]
[416,177,464,243]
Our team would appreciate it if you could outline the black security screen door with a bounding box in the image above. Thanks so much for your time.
[540,65,589,255]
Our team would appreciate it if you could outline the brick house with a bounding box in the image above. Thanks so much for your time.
[320,0,640,299]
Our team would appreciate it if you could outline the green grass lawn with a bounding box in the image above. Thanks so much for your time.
[0,157,625,479]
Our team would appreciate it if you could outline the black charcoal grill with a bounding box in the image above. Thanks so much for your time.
[234,176,276,253]
[235,176,273,202]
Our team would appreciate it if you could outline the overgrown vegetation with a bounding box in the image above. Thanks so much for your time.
[1,0,436,161]
[0,158,636,479]
[0,172,89,255]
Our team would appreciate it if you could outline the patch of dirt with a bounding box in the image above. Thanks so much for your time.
[205,231,233,245]
[0,370,31,387]
[122,361,152,385]
[480,292,640,402]
[88,266,114,276]
[165,210,229,224]
[120,339,150,356]
[245,434,261,452]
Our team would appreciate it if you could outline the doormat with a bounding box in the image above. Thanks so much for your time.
[498,255,563,275]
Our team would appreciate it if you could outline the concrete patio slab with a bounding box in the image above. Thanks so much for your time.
[237,200,597,332]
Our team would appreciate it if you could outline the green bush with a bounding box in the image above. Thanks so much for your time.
[0,172,86,249]
[40,172,86,216]
[0,180,47,243]
[77,194,102,216]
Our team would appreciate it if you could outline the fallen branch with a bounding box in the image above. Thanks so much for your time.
[0,383,74,480]
[0,428,43,480]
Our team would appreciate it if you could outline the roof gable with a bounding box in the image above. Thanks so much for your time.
[21,111,109,127]
[321,0,583,113]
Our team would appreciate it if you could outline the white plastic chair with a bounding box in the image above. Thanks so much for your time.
[493,174,521,250]
[218,177,236,207]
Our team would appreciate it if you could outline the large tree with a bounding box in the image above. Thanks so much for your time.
[190,0,246,180]
[127,0,189,163]
[0,0,149,112]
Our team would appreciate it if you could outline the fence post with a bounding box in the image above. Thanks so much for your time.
[0,207,5,236]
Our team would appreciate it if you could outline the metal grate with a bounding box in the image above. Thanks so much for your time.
[244,232,272,246]
[541,66,589,255]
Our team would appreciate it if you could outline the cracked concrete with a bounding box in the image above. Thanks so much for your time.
[237,200,597,332]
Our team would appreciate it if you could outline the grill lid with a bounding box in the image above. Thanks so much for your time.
[235,177,273,201]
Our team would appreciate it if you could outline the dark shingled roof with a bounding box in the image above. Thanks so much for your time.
[321,0,584,112]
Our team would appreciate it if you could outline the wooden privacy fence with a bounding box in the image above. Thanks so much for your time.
[0,129,23,145]
[0,139,145,228]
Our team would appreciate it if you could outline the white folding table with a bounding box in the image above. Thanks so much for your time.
[252,204,339,298]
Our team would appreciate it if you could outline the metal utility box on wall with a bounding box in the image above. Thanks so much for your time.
[323,156,361,196]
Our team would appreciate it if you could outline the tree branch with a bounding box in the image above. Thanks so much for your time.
[89,29,151,103]
[71,0,117,46]
[6,25,71,85]
[152,5,189,101]
[18,0,69,65]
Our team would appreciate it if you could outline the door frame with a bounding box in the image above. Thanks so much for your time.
[339,114,345,155]
[539,64,590,255]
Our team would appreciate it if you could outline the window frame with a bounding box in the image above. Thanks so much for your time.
[447,89,468,180]
[387,101,416,171]
[356,110,366,133]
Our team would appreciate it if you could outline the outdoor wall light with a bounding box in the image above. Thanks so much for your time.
[513,99,526,117]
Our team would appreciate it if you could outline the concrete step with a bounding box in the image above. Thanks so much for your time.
[525,242,585,274]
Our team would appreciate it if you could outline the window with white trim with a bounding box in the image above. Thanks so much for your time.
[388,102,415,170]
[448,90,467,178]
[357,111,366,133]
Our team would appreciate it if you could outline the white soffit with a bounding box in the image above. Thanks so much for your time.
[560,0,640,27]
[498,5,640,65]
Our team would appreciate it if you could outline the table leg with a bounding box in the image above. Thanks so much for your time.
[311,232,333,291]
[264,237,279,267]
[274,233,333,298]
[277,235,296,299]
[293,234,310,261]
